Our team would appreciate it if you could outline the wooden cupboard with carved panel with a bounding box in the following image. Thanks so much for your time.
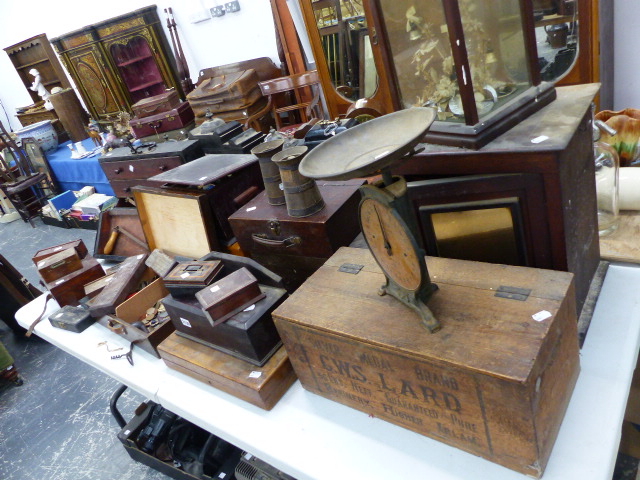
[51,5,183,122]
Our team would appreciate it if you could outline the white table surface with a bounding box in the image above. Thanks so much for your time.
[16,261,640,480]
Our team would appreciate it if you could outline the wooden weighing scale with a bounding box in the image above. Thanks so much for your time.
[299,108,441,331]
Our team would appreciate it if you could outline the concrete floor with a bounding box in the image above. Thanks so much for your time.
[0,215,173,480]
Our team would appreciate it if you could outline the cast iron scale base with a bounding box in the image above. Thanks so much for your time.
[299,108,441,332]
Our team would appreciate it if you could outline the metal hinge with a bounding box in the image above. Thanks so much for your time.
[495,285,531,301]
[339,263,364,274]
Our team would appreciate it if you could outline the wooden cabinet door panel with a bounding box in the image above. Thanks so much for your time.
[68,47,123,119]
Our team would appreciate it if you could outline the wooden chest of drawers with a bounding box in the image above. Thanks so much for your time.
[99,140,202,197]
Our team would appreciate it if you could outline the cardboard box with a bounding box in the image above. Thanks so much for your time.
[273,247,580,477]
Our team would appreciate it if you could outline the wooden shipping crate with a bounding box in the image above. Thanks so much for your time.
[273,247,580,477]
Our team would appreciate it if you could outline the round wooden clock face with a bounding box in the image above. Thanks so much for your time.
[360,197,422,291]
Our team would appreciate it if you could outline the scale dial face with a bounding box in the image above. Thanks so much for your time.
[360,197,422,291]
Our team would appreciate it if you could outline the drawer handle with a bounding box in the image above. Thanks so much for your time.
[158,165,167,171]
[124,187,131,193]
[252,233,301,248]
[114,168,123,174]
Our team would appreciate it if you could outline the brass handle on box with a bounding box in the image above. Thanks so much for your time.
[252,233,301,248]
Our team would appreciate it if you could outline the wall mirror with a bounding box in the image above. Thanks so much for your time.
[300,0,394,118]
[533,0,579,83]
[311,1,374,101]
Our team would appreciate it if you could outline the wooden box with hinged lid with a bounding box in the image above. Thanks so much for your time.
[195,267,265,327]
[228,180,363,292]
[135,154,263,254]
[161,249,288,366]
[36,248,83,284]
[32,239,88,265]
[44,257,105,307]
[88,254,149,318]
[273,247,580,477]
[97,278,174,358]
[163,260,223,297]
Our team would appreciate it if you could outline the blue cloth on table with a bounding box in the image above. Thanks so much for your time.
[47,138,115,196]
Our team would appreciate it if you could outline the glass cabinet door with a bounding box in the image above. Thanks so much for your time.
[110,36,167,104]
[375,0,534,123]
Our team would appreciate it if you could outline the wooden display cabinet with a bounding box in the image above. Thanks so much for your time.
[51,6,183,122]
[3,34,72,141]
[397,83,599,319]
[4,34,71,104]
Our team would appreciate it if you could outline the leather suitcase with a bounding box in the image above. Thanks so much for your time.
[32,239,88,265]
[45,257,106,307]
[163,284,285,366]
[195,267,265,326]
[188,70,261,119]
[228,180,364,292]
[129,101,195,138]
[199,97,268,125]
[37,248,83,284]
[131,88,181,119]
[163,260,223,297]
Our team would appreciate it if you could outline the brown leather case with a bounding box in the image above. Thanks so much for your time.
[37,248,83,284]
[163,260,223,297]
[196,97,268,125]
[32,239,88,265]
[88,254,149,317]
[131,88,181,118]
[129,101,195,138]
[195,267,265,326]
[45,257,105,307]
[187,70,260,110]
[228,180,364,292]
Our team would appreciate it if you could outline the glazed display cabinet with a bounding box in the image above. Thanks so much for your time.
[51,5,183,122]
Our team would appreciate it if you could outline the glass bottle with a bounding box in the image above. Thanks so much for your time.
[594,141,620,236]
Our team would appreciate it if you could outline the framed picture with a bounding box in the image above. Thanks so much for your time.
[21,136,59,195]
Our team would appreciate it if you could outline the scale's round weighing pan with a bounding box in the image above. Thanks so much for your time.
[299,107,436,181]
